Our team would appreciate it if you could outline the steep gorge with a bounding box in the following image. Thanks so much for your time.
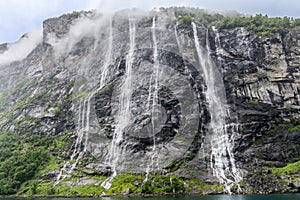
[0,8,299,195]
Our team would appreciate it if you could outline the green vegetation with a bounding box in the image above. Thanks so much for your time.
[270,160,300,175]
[0,130,68,195]
[19,174,106,195]
[254,118,300,145]
[140,174,185,194]
[245,100,260,105]
[0,79,35,115]
[178,15,193,26]
[0,92,3,110]
[212,14,299,35]
[68,91,89,102]
[5,89,49,120]
[52,103,66,118]
[35,182,55,195]
[107,174,143,194]
[281,118,300,132]
[105,173,220,195]
[184,179,223,192]
[0,75,76,195]
[0,132,50,194]
[16,173,224,196]
[288,125,300,132]
[287,118,300,132]
[264,118,300,135]
[53,184,105,195]
[20,181,55,195]
[175,8,224,27]
[175,8,300,35]
[2,8,300,196]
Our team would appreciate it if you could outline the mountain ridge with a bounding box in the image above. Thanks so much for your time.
[0,7,299,195]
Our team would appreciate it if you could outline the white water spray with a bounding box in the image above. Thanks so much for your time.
[151,16,160,168]
[102,18,136,189]
[174,22,182,54]
[192,22,242,193]
[212,26,226,68]
[56,17,115,185]
[144,16,162,182]
[55,93,93,185]
[100,18,113,87]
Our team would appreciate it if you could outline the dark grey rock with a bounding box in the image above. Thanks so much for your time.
[292,180,300,189]
[0,7,299,195]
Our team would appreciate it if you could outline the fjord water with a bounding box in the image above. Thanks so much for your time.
[2,194,300,200]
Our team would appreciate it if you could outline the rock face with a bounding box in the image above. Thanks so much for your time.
[0,8,299,194]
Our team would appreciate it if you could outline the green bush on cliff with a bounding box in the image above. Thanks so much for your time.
[36,182,55,195]
[288,118,300,132]
[245,100,259,105]
[212,14,297,35]
[175,8,300,35]
[141,174,185,194]
[178,15,193,25]
[107,174,143,194]
[183,179,223,193]
[19,173,221,195]
[288,125,300,132]
[54,184,104,195]
[271,160,300,175]
[102,173,186,194]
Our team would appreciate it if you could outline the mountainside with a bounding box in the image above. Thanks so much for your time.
[0,8,300,195]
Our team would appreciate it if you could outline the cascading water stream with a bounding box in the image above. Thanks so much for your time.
[100,18,113,87]
[212,26,225,69]
[192,22,242,193]
[67,93,93,173]
[56,18,115,185]
[144,16,162,182]
[101,18,136,189]
[144,75,153,182]
[151,16,160,169]
[174,22,182,54]
[213,27,242,170]
[55,93,93,185]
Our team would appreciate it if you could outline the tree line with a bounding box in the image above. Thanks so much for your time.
[174,7,300,35]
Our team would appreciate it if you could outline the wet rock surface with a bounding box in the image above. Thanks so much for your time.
[0,8,299,194]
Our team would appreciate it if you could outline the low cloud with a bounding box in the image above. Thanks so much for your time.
[1,0,300,43]
[0,29,42,65]
[46,12,111,58]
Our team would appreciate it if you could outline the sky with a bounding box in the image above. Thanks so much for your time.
[1,0,300,43]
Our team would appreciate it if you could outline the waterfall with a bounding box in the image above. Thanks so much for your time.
[213,27,243,174]
[144,75,153,182]
[192,22,242,193]
[101,17,136,189]
[174,22,182,54]
[144,16,161,182]
[55,93,93,185]
[151,16,160,165]
[212,26,225,68]
[100,17,113,88]
[56,18,115,186]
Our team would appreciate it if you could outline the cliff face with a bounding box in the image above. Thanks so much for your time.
[0,8,299,195]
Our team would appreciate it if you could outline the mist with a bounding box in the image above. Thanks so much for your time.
[46,13,109,58]
[0,29,42,66]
